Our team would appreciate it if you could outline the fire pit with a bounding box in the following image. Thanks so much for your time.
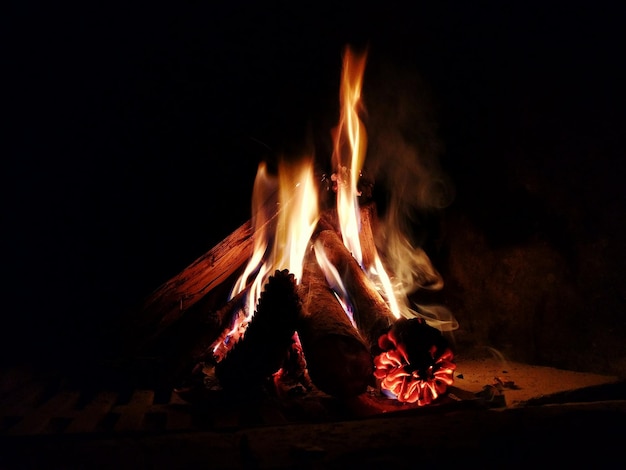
[4,3,626,467]
[123,46,463,411]
[1,356,623,468]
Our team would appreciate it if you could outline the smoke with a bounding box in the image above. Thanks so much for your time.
[364,57,455,221]
[362,55,456,328]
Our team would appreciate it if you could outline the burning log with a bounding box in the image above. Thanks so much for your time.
[357,201,379,270]
[296,247,373,398]
[314,202,378,271]
[187,283,251,365]
[313,229,396,351]
[215,270,301,394]
[133,220,255,338]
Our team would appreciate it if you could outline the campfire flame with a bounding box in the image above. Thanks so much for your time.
[211,45,456,404]
[330,46,402,319]
[313,240,356,328]
[232,158,318,306]
[228,161,277,321]
[213,159,318,355]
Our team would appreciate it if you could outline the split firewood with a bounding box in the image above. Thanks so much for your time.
[187,282,252,365]
[215,270,301,394]
[313,229,396,352]
[356,201,378,270]
[296,247,373,398]
[135,220,255,335]
[314,202,378,270]
[133,188,281,342]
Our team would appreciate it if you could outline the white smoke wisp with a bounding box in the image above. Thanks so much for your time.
[363,58,457,330]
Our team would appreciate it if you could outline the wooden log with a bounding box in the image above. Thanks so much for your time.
[127,189,280,363]
[188,283,251,364]
[113,389,155,433]
[357,201,379,271]
[129,200,375,352]
[7,391,81,436]
[135,220,255,334]
[313,229,396,352]
[65,391,119,434]
[215,270,300,394]
[314,202,378,271]
[122,278,252,389]
[296,247,373,398]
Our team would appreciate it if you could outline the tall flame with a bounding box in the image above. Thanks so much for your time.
[274,159,320,284]
[212,158,317,359]
[230,159,319,321]
[214,158,317,356]
[228,161,277,320]
[332,46,402,318]
[332,47,368,267]
[212,45,456,404]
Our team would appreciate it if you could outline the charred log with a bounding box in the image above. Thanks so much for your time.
[313,229,396,352]
[215,270,301,394]
[186,282,251,365]
[137,221,255,333]
[314,202,378,271]
[296,247,373,398]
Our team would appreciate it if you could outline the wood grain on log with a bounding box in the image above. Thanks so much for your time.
[313,229,396,351]
[314,202,378,270]
[296,247,373,398]
[215,270,300,393]
[357,202,379,270]
[136,220,255,334]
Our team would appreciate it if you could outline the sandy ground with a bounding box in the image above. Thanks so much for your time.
[449,354,621,407]
[1,356,624,469]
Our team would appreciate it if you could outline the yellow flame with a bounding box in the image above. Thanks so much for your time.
[229,159,319,322]
[229,161,277,320]
[333,46,367,266]
[368,256,402,318]
[274,159,320,283]
[332,45,401,318]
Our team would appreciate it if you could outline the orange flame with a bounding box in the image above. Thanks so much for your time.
[275,159,320,283]
[213,46,456,406]
[332,46,368,267]
[229,161,277,320]
[331,46,402,318]
[214,158,318,356]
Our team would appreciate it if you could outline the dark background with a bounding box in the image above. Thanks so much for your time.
[4,2,625,373]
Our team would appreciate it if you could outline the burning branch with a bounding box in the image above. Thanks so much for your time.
[296,245,373,398]
[130,44,457,409]
[312,228,396,351]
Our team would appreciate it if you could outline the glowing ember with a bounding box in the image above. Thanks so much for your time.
[374,349,455,404]
[374,319,456,405]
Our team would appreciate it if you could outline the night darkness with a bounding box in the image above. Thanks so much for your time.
[4,2,625,374]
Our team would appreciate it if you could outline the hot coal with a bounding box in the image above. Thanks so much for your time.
[381,317,451,381]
